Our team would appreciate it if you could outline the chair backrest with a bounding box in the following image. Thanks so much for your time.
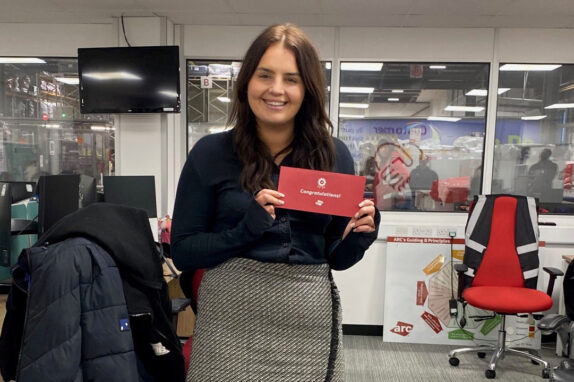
[464,194,540,289]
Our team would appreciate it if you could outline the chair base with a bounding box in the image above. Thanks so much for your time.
[448,316,551,379]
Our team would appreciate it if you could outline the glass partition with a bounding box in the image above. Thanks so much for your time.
[338,62,490,212]
[186,60,332,152]
[493,63,574,213]
[0,58,115,186]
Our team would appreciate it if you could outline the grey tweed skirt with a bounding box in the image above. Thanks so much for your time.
[186,257,344,382]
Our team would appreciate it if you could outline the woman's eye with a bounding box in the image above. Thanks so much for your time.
[286,77,299,83]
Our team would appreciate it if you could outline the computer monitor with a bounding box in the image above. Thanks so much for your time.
[79,175,97,208]
[0,183,11,267]
[9,181,36,203]
[103,176,157,218]
[37,175,80,234]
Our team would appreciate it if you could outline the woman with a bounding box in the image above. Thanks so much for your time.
[171,23,380,382]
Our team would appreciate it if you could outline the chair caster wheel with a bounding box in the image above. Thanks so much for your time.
[542,368,550,379]
[485,369,496,379]
[477,352,486,359]
[449,357,460,366]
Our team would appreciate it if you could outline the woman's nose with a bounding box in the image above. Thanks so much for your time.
[268,79,285,95]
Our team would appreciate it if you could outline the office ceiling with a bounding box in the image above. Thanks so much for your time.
[2,0,574,28]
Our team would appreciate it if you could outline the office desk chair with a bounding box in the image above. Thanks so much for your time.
[448,194,562,379]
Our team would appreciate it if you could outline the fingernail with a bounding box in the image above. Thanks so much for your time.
[359,201,365,207]
[350,222,355,228]
[279,192,285,197]
[279,200,285,205]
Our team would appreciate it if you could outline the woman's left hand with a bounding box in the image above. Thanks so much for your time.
[342,199,376,239]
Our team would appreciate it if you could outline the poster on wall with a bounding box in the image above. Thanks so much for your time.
[383,236,539,348]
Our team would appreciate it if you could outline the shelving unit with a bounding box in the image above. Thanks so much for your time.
[0,60,115,185]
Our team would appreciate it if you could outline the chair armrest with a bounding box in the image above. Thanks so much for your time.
[454,264,468,273]
[454,264,468,300]
[543,267,564,297]
[537,313,570,331]
[10,219,38,235]
[171,298,191,314]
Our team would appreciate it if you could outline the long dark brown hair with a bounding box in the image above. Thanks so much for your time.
[229,23,335,193]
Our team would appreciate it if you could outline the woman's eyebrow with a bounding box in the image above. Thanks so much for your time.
[256,67,300,76]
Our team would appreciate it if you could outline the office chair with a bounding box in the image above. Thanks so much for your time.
[448,194,562,379]
[537,259,574,381]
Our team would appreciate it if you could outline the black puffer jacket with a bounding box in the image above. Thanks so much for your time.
[14,237,139,381]
[0,203,185,382]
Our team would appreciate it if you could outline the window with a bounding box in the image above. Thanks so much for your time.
[186,60,332,152]
[493,63,574,213]
[338,62,490,212]
[0,58,115,185]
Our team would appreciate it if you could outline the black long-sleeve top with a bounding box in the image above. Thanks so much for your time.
[171,130,380,272]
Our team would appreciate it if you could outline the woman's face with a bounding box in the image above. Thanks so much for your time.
[247,42,305,132]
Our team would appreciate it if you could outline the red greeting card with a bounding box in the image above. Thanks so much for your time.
[277,166,366,217]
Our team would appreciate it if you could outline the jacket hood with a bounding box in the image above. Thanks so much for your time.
[36,203,163,290]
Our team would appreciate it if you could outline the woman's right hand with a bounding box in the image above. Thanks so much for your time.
[254,189,285,220]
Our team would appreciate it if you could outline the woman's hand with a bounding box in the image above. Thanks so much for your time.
[254,189,285,219]
[343,199,376,239]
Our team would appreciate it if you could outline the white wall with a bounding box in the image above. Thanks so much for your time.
[0,23,115,56]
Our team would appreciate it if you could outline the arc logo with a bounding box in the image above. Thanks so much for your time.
[390,321,413,336]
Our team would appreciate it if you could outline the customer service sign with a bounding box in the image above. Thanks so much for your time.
[383,236,539,348]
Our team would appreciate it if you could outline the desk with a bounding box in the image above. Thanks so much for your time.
[557,255,574,355]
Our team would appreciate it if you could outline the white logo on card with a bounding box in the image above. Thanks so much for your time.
[317,177,326,189]
[315,200,324,206]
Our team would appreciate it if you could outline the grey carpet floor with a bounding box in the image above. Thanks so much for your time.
[344,335,564,382]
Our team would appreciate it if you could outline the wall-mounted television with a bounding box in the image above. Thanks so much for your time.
[78,46,180,114]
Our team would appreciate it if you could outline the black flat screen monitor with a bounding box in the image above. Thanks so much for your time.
[37,175,80,235]
[103,176,157,218]
[9,181,35,203]
[78,46,181,114]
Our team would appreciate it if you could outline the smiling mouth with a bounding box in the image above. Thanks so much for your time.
[264,100,287,107]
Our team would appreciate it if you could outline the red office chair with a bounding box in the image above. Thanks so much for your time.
[448,194,562,379]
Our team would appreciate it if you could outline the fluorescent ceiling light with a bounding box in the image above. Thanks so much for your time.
[391,89,404,93]
[445,105,485,112]
[388,98,399,102]
[521,115,547,120]
[545,103,574,109]
[465,88,511,97]
[500,64,562,71]
[90,125,115,131]
[325,62,332,70]
[44,124,61,129]
[83,71,142,81]
[55,77,79,85]
[340,87,374,93]
[340,102,369,109]
[427,116,461,122]
[217,96,231,103]
[339,114,365,119]
[341,62,383,71]
[159,90,178,98]
[0,57,46,64]
[429,65,446,69]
